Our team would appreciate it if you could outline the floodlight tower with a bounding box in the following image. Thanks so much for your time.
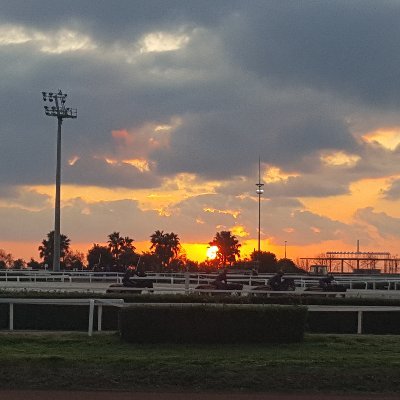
[42,90,77,272]
[255,157,264,268]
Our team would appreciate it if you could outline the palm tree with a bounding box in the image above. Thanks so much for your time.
[209,231,241,267]
[87,244,113,270]
[107,232,125,261]
[150,230,181,269]
[38,231,70,269]
[107,232,137,270]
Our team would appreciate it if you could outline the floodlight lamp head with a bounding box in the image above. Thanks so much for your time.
[256,188,264,195]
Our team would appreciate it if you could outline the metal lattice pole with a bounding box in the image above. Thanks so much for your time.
[255,157,264,270]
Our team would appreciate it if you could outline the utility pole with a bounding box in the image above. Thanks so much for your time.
[42,90,77,272]
[255,157,264,270]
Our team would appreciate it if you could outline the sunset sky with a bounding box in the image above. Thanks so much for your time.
[2,1,400,263]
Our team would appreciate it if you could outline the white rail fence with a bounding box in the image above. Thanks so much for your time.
[2,270,400,297]
[307,305,400,334]
[1,299,400,335]
[0,298,124,336]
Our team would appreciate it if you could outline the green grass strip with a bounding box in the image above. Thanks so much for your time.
[0,332,399,393]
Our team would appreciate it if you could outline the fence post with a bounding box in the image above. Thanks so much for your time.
[357,310,363,334]
[9,303,13,331]
[184,272,190,294]
[97,304,103,332]
[88,299,94,336]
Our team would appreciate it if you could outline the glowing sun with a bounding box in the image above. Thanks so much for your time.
[206,246,218,260]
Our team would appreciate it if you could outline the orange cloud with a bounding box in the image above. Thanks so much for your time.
[264,166,299,183]
[111,129,133,145]
[302,177,394,222]
[320,151,360,167]
[203,207,240,218]
[123,158,151,172]
[230,225,249,238]
[363,127,400,150]
[111,118,181,157]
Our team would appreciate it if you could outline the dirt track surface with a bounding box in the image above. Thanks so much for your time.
[1,391,399,400]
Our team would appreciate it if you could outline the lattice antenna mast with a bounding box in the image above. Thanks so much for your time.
[255,157,264,260]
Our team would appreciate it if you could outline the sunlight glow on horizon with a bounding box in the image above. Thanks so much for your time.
[4,238,399,266]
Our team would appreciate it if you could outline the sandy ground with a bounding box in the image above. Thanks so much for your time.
[1,391,399,400]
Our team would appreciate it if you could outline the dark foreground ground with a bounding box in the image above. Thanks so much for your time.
[2,391,400,400]
[1,332,400,394]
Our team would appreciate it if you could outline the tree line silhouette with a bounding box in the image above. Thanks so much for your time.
[0,230,302,273]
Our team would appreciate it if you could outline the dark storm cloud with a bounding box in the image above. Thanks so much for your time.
[64,156,161,188]
[223,0,400,109]
[264,176,349,198]
[1,0,392,187]
[355,207,400,239]
[1,0,400,254]
[153,91,358,179]
[0,206,51,241]
[382,179,400,200]
[6,0,400,101]
[0,0,238,42]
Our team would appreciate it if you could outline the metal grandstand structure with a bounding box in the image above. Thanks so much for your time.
[299,251,400,274]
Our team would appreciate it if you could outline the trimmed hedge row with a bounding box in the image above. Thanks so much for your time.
[2,292,400,335]
[119,305,307,343]
[3,290,400,307]
[1,300,400,335]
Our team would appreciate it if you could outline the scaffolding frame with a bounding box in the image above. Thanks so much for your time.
[300,251,400,274]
